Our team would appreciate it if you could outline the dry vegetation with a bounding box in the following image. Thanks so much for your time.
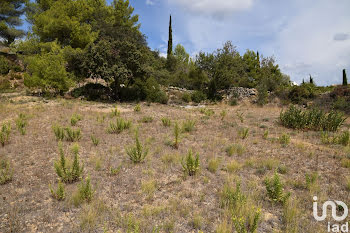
[0,92,349,233]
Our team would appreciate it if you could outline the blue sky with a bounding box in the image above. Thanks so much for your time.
[23,0,350,85]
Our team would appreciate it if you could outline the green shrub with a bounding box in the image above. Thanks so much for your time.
[134,104,141,112]
[232,209,261,233]
[280,105,346,132]
[90,135,99,146]
[15,113,28,135]
[238,128,249,139]
[257,85,268,106]
[64,127,82,142]
[54,144,84,183]
[0,157,13,185]
[279,133,291,146]
[229,97,238,106]
[321,131,349,146]
[126,130,148,163]
[287,83,317,104]
[52,125,65,141]
[236,112,244,123]
[0,56,10,75]
[77,176,94,203]
[337,131,350,146]
[191,91,206,103]
[181,149,200,176]
[49,181,65,201]
[110,106,120,117]
[70,114,82,126]
[182,93,191,103]
[24,52,73,95]
[161,117,171,127]
[107,118,132,134]
[140,116,153,123]
[182,119,195,132]
[0,122,11,147]
[333,97,350,113]
[0,77,11,91]
[173,122,180,149]
[305,172,318,191]
[265,172,290,203]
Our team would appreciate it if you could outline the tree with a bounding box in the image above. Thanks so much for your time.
[167,15,172,57]
[0,0,27,44]
[343,69,348,86]
[309,74,314,84]
[29,0,104,49]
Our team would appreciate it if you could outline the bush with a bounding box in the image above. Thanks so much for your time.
[181,149,200,176]
[110,106,120,117]
[0,77,11,91]
[0,122,11,147]
[208,158,220,173]
[24,52,73,95]
[0,56,10,75]
[173,122,181,149]
[287,83,317,104]
[226,144,245,156]
[126,130,148,163]
[140,116,153,123]
[0,157,13,185]
[54,144,84,183]
[107,118,132,134]
[182,93,191,103]
[257,85,268,106]
[265,172,290,203]
[280,105,346,132]
[191,91,207,103]
[77,176,94,203]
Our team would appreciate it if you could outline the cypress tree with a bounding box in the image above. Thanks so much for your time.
[256,51,260,68]
[309,75,314,84]
[167,15,173,58]
[343,69,348,86]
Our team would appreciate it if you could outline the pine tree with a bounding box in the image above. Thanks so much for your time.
[167,15,173,58]
[343,69,348,86]
[0,0,26,44]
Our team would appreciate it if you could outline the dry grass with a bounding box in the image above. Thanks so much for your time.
[0,93,349,232]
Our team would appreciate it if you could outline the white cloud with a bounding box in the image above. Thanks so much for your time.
[169,0,254,16]
[146,0,155,6]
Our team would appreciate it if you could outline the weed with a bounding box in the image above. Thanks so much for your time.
[173,122,181,149]
[78,176,94,203]
[208,157,220,173]
[200,108,214,117]
[49,181,65,200]
[238,128,249,139]
[265,172,290,203]
[52,125,65,141]
[226,144,245,157]
[54,143,84,183]
[263,130,269,140]
[134,104,141,112]
[90,135,99,146]
[232,208,261,233]
[126,130,148,163]
[140,116,153,123]
[0,122,11,146]
[65,127,82,142]
[141,179,157,197]
[236,112,244,123]
[305,172,319,192]
[109,165,122,176]
[225,160,242,173]
[0,157,13,184]
[279,133,291,146]
[70,113,82,126]
[283,198,300,233]
[182,149,200,176]
[161,117,171,127]
[107,118,132,134]
[15,113,27,135]
[220,110,227,121]
[182,119,196,132]
[110,106,120,117]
